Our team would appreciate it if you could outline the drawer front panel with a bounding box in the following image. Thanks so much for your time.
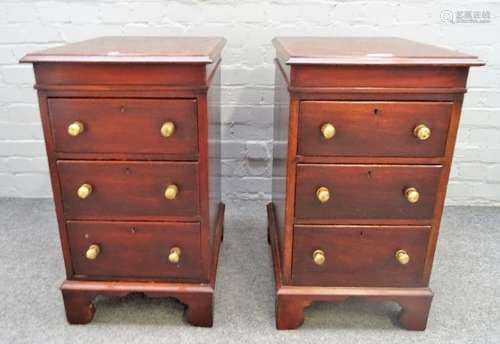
[48,98,198,155]
[68,221,202,280]
[58,161,199,220]
[295,164,441,221]
[292,225,430,287]
[298,101,452,157]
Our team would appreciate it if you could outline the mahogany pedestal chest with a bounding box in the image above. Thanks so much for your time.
[21,37,226,327]
[268,37,483,330]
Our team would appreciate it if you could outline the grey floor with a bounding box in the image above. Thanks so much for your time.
[0,199,499,344]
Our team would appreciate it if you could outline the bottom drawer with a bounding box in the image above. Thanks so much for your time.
[67,221,202,281]
[292,225,430,287]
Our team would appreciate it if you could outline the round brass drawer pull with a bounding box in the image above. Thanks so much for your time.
[313,249,326,265]
[67,121,85,136]
[316,186,330,203]
[86,244,100,260]
[414,124,431,141]
[405,187,420,203]
[395,249,410,265]
[161,121,175,138]
[320,123,336,139]
[77,184,93,199]
[168,247,181,264]
[164,184,179,200]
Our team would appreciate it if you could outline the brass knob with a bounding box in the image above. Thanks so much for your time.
[168,247,181,264]
[316,186,330,203]
[414,124,431,141]
[395,249,410,265]
[161,121,175,138]
[320,123,336,139]
[164,184,179,200]
[313,249,326,265]
[77,184,93,199]
[67,121,84,136]
[405,187,420,203]
[86,244,100,260]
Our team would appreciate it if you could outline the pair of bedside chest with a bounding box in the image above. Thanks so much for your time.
[21,36,482,330]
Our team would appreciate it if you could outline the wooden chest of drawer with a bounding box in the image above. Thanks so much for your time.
[268,37,483,330]
[21,37,226,327]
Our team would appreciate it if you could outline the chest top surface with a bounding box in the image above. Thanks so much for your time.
[20,36,226,64]
[273,37,483,66]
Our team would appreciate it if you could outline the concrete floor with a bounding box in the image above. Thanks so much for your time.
[0,199,499,343]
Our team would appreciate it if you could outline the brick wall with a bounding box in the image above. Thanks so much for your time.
[0,0,499,207]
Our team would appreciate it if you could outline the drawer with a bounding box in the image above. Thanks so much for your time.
[298,101,452,157]
[67,220,202,281]
[292,225,430,287]
[48,98,198,156]
[58,160,199,220]
[295,164,441,221]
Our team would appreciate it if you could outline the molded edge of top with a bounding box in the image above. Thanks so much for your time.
[272,37,485,67]
[20,36,226,64]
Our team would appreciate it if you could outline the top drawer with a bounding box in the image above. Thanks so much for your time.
[298,101,452,158]
[48,98,198,156]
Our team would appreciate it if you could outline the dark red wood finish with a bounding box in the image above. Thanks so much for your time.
[21,37,226,327]
[268,204,434,331]
[269,37,483,330]
[290,65,469,89]
[61,204,224,327]
[295,164,441,222]
[273,37,482,66]
[21,36,225,64]
[298,101,452,157]
[58,160,199,220]
[68,221,202,280]
[48,98,198,155]
[292,225,430,287]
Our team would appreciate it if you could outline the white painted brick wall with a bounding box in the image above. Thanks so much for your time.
[0,0,499,207]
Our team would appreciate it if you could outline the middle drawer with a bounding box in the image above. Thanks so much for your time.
[58,160,199,220]
[295,164,441,222]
